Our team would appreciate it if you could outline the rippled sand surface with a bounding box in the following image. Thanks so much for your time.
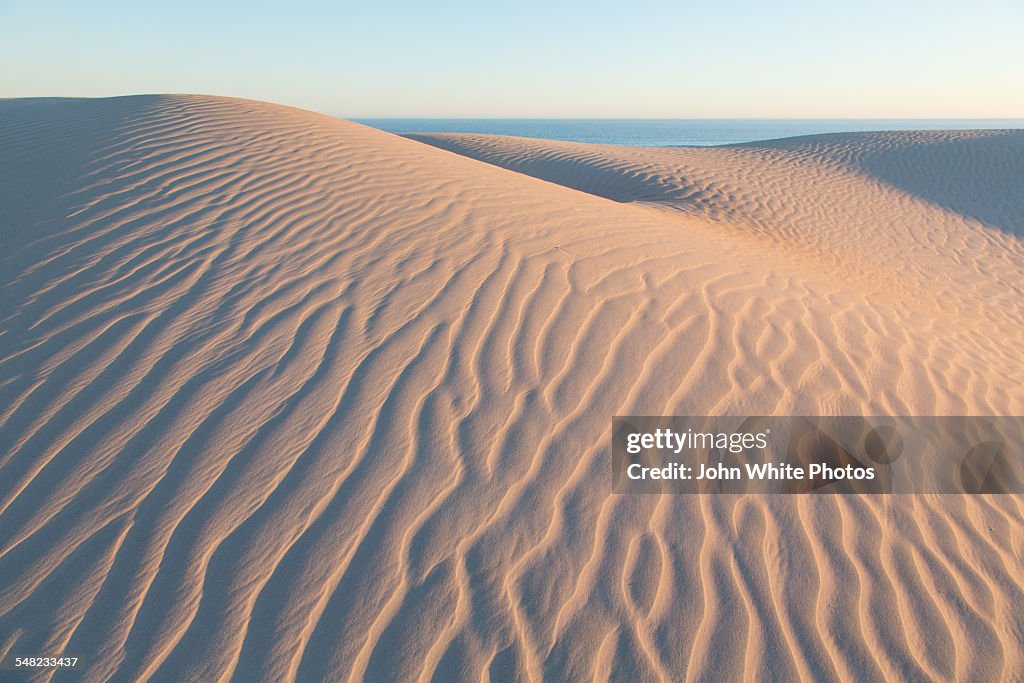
[2,96,1023,681]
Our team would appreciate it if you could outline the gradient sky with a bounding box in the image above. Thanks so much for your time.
[2,0,1022,118]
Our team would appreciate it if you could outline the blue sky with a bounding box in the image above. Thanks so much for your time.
[1,0,1021,117]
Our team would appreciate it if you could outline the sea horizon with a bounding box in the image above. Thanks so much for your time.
[355,117,1024,147]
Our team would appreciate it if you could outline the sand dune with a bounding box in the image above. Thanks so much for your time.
[1,96,1022,681]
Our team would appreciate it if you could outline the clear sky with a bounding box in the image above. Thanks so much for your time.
[1,0,1022,118]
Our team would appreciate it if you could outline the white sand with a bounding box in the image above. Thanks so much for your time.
[1,95,1022,681]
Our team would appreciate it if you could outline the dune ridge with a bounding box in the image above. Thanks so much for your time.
[405,131,1024,325]
[1,96,1023,681]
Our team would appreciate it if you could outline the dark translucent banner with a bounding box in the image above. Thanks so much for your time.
[612,416,1024,494]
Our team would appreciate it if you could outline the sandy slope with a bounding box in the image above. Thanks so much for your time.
[0,96,1022,682]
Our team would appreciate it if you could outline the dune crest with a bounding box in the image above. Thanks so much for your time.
[1,96,1022,681]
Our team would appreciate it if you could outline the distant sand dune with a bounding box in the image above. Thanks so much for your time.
[1,96,1022,681]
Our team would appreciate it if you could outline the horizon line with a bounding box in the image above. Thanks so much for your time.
[349,115,1024,122]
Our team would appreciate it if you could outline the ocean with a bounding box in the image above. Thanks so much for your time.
[354,118,1024,147]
